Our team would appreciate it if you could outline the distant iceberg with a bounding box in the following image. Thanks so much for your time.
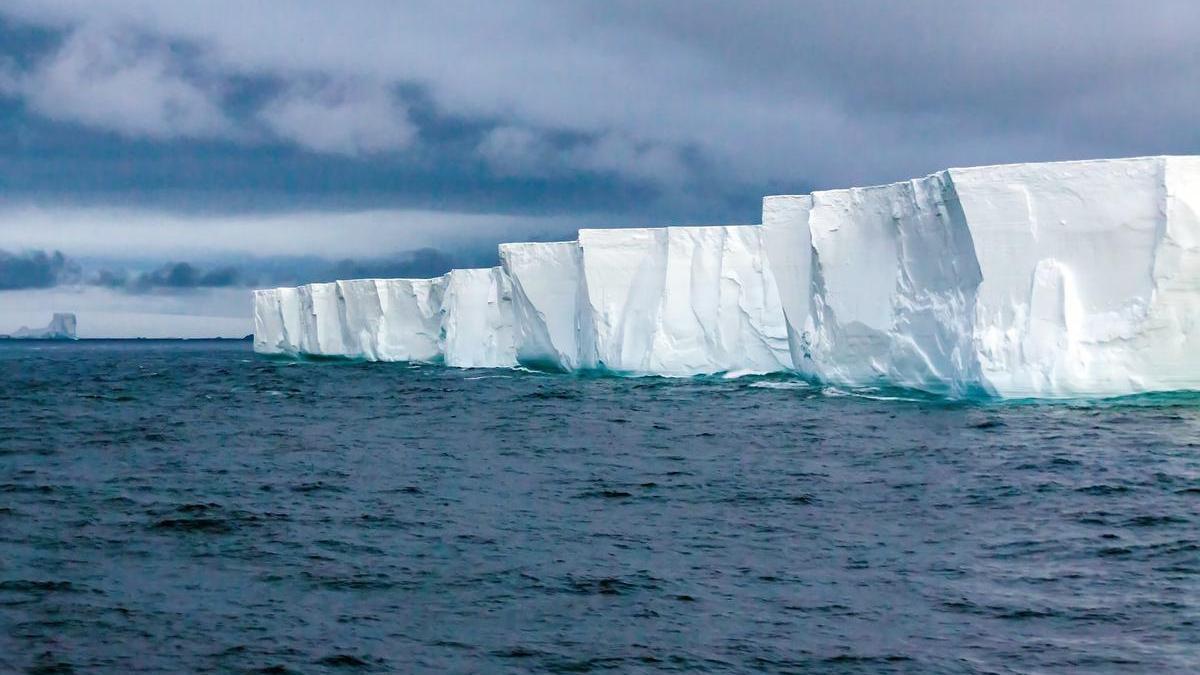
[2,313,77,340]
[253,155,1200,399]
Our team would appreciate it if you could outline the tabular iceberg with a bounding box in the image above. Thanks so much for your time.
[253,155,1200,398]
[765,171,983,395]
[441,268,518,368]
[765,156,1200,398]
[500,241,587,371]
[1,313,78,340]
[576,226,792,376]
[253,277,449,363]
[956,157,1200,397]
[331,278,446,361]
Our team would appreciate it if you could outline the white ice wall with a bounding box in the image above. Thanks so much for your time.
[761,195,814,371]
[1153,156,1200,392]
[253,277,447,362]
[375,277,446,363]
[577,225,793,376]
[335,279,384,360]
[328,278,448,362]
[952,156,1200,397]
[253,155,1200,397]
[500,241,588,371]
[802,173,983,395]
[277,287,304,355]
[441,267,518,368]
[252,288,287,355]
[310,282,349,356]
[761,155,1200,397]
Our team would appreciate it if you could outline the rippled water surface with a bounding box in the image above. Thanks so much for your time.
[2,340,1199,673]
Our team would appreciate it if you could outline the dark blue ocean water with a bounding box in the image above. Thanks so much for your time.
[1,341,1198,674]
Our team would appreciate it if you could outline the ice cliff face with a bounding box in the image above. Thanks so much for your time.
[441,268,518,368]
[254,155,1200,398]
[333,278,445,361]
[498,228,793,376]
[253,276,450,364]
[765,172,984,395]
[953,157,1200,397]
[764,156,1200,397]
[500,242,587,371]
[576,226,792,376]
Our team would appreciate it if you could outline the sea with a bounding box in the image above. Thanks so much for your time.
[1,340,1198,673]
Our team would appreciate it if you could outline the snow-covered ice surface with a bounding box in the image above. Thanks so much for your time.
[253,155,1200,398]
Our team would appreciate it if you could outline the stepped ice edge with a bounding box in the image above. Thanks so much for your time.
[253,155,1200,398]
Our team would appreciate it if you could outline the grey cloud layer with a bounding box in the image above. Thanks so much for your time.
[5,247,485,293]
[1,0,1196,191]
[0,249,80,289]
[0,206,586,259]
[4,25,231,140]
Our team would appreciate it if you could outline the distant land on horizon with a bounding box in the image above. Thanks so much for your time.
[0,289,252,340]
[0,310,253,341]
[0,336,253,342]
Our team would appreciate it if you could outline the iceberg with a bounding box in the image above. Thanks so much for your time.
[577,226,793,375]
[760,196,815,370]
[764,155,1200,397]
[500,228,793,376]
[2,313,77,340]
[441,267,518,368]
[252,284,322,356]
[277,287,304,355]
[331,278,446,362]
[955,156,1200,397]
[500,241,587,371]
[253,277,448,362]
[252,288,287,354]
[305,282,349,356]
[372,278,446,363]
[333,279,382,360]
[765,172,983,395]
[253,155,1200,398]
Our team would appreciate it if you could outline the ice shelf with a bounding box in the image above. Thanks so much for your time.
[253,277,447,363]
[253,155,1200,398]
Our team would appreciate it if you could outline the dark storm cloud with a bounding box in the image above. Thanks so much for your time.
[83,247,481,292]
[0,0,1196,198]
[0,249,80,289]
[320,248,456,283]
[228,248,479,288]
[96,262,243,292]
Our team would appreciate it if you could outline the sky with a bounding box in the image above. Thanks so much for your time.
[0,0,1198,337]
